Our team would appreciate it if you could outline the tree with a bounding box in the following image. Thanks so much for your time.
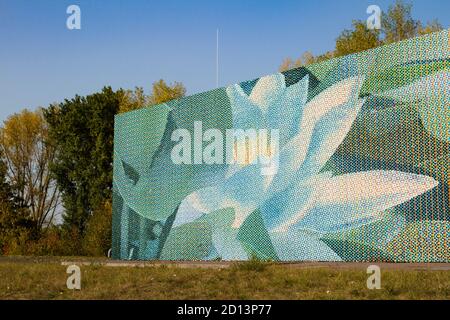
[45,80,185,244]
[418,19,443,36]
[150,79,186,105]
[299,51,317,66]
[335,20,382,57]
[118,87,149,114]
[279,51,335,72]
[381,0,420,43]
[0,109,60,233]
[310,51,335,64]
[82,200,112,256]
[44,87,120,234]
[279,57,295,72]
[279,0,443,69]
[118,81,186,114]
[0,157,32,253]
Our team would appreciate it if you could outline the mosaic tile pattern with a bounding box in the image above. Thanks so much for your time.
[112,30,449,262]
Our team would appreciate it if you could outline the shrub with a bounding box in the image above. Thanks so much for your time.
[231,255,273,272]
[82,200,112,256]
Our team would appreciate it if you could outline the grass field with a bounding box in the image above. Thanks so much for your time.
[0,257,449,299]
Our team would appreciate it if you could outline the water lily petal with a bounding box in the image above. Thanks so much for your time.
[249,73,286,113]
[269,230,342,261]
[266,76,365,195]
[176,162,266,228]
[172,192,206,228]
[221,163,267,227]
[267,75,309,146]
[302,76,364,123]
[299,97,366,177]
[202,208,248,260]
[226,84,266,130]
[296,170,439,233]
[260,173,332,232]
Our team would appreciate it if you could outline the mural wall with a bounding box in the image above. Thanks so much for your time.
[112,30,449,262]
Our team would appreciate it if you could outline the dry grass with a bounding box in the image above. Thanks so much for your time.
[0,258,449,300]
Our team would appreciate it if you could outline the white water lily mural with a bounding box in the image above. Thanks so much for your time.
[112,30,449,262]
[172,73,439,261]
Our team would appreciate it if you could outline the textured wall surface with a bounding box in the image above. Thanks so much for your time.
[112,30,449,262]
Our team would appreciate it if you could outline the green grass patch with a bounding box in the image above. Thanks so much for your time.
[0,258,448,299]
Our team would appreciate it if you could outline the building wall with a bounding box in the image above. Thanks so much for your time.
[112,30,449,262]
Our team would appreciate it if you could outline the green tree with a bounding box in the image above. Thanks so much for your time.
[45,80,185,252]
[44,87,120,234]
[335,20,382,57]
[0,157,32,253]
[381,0,420,43]
[0,109,60,233]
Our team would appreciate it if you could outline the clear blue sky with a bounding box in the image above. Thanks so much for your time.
[0,0,448,121]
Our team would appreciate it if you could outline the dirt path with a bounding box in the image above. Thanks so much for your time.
[1,256,448,270]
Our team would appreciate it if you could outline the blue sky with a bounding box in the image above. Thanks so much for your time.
[0,0,448,121]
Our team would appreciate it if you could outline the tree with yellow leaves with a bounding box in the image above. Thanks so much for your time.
[0,109,60,233]
[118,81,186,114]
[150,79,186,105]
